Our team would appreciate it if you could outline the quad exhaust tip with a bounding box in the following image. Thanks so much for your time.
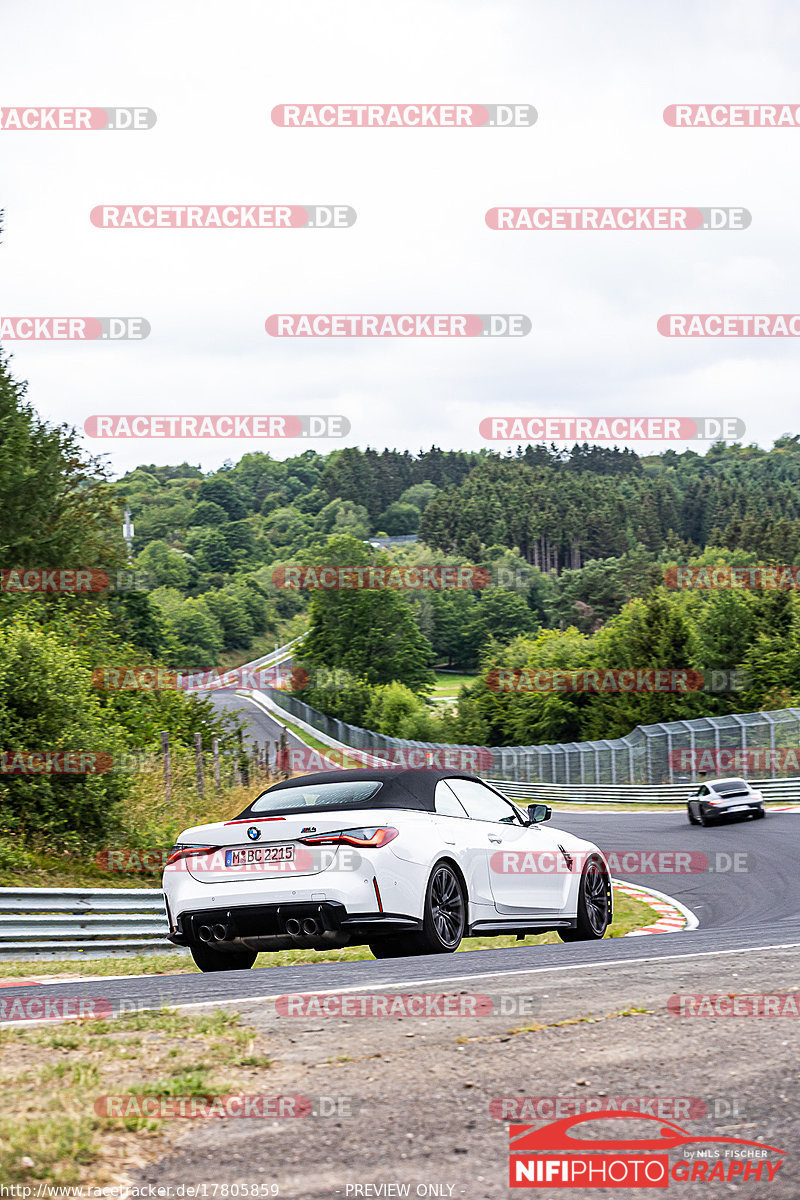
[198,922,231,942]
[284,916,320,937]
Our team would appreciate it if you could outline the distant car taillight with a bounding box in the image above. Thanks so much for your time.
[298,827,399,848]
[165,844,220,866]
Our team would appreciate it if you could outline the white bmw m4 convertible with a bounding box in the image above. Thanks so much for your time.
[162,769,612,971]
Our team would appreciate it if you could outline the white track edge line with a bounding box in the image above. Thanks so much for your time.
[5,941,800,1024]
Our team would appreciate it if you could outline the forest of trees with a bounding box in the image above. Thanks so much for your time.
[419,442,800,569]
[6,334,800,809]
[0,353,240,850]
[107,435,800,681]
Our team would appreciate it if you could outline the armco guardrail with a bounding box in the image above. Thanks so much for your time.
[0,888,174,960]
[261,686,800,786]
[4,771,799,961]
[490,777,800,805]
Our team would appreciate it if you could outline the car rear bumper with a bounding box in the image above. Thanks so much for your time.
[704,801,764,819]
[169,900,422,951]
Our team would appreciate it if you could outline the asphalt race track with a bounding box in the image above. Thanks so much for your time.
[208,684,306,754]
[2,808,799,1012]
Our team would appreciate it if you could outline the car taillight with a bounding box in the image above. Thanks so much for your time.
[298,827,399,848]
[707,799,726,806]
[165,844,220,866]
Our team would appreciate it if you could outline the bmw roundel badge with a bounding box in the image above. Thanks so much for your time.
[247,826,261,841]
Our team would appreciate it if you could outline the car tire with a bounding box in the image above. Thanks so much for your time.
[754,807,766,820]
[687,804,700,825]
[190,943,258,972]
[404,861,467,955]
[698,808,710,827]
[559,855,611,942]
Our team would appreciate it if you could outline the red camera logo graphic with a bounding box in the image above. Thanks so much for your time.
[509,1111,784,1188]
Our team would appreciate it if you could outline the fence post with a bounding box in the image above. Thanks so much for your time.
[212,737,221,792]
[194,732,205,798]
[161,731,172,803]
[237,728,248,787]
[279,730,289,779]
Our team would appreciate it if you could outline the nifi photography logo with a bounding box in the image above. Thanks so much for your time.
[508,1111,785,1188]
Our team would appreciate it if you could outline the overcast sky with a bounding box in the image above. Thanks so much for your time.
[2,0,799,477]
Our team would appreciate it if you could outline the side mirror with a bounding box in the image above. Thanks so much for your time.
[527,803,551,824]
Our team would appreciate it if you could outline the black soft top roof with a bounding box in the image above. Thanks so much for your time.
[235,768,494,819]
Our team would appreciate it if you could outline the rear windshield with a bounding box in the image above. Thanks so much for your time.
[711,779,747,792]
[249,780,383,813]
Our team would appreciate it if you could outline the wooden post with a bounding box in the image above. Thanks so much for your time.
[161,731,172,803]
[194,732,205,798]
[279,730,289,780]
[212,737,221,792]
[237,728,247,787]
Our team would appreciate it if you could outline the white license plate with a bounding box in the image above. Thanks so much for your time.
[726,804,750,812]
[225,845,295,868]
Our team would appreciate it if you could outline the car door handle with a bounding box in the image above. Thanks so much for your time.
[488,835,503,843]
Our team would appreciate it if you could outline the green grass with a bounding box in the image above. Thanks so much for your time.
[0,1007,269,1186]
[429,672,478,707]
[430,671,479,692]
[0,888,654,978]
[0,848,163,889]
